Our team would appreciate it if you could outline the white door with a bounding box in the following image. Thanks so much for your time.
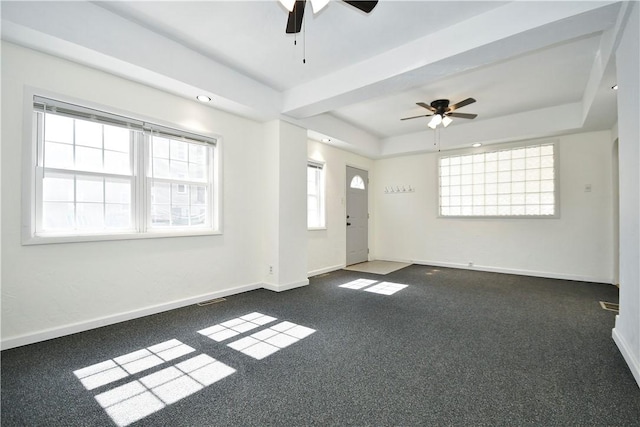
[346,166,368,265]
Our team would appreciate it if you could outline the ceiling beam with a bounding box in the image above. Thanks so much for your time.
[281,1,622,119]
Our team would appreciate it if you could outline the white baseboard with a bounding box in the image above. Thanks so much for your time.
[1,282,262,351]
[410,259,613,284]
[262,278,309,293]
[308,264,345,277]
[612,327,640,388]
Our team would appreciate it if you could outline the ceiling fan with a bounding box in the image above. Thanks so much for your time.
[281,0,378,34]
[401,98,478,129]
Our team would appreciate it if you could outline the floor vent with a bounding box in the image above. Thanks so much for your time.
[599,301,619,313]
[198,297,226,306]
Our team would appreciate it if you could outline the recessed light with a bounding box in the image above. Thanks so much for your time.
[321,138,331,143]
[196,95,212,102]
[472,143,482,148]
[611,84,618,90]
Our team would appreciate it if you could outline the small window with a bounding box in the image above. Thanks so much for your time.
[27,96,219,243]
[307,161,325,229]
[350,175,365,190]
[438,142,556,217]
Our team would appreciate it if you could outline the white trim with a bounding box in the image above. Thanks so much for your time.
[613,326,640,388]
[0,282,263,351]
[410,259,614,284]
[308,263,345,277]
[262,279,309,292]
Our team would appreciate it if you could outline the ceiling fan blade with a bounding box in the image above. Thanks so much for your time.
[416,102,436,112]
[342,0,378,13]
[286,0,306,34]
[449,97,476,111]
[401,114,432,121]
[447,112,477,119]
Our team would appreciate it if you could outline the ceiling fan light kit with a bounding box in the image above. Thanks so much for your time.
[402,98,478,130]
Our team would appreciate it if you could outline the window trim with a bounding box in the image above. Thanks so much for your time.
[436,139,560,219]
[22,88,223,245]
[307,160,326,230]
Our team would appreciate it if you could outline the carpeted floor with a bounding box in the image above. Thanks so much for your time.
[2,265,639,426]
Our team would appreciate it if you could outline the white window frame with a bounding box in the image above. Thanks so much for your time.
[307,160,326,230]
[437,140,559,218]
[22,90,221,245]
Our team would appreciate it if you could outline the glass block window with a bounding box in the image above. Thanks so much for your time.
[439,143,556,217]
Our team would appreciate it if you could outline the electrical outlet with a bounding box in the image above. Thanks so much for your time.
[269,265,273,274]
[468,262,474,267]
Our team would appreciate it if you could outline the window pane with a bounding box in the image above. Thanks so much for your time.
[105,151,130,175]
[191,207,206,226]
[43,202,75,230]
[77,176,104,203]
[44,114,73,144]
[104,126,130,152]
[172,183,189,205]
[105,204,131,229]
[75,120,102,148]
[170,160,188,180]
[44,141,74,169]
[191,185,207,205]
[152,158,170,179]
[76,146,103,173]
[151,205,171,226]
[105,179,131,204]
[189,163,206,181]
[76,203,104,229]
[189,144,207,164]
[153,137,170,159]
[43,174,74,202]
[151,182,171,205]
[171,205,190,225]
[170,140,188,161]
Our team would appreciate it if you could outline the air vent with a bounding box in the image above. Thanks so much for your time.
[197,297,226,306]
[599,301,619,313]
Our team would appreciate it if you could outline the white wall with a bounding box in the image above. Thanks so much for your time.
[612,2,640,388]
[263,120,309,290]
[307,140,374,276]
[373,131,614,283]
[1,42,268,347]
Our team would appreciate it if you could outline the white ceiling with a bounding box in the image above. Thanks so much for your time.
[1,1,627,158]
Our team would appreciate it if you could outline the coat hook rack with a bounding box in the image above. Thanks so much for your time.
[384,185,415,194]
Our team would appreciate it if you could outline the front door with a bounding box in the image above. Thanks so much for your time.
[346,166,369,265]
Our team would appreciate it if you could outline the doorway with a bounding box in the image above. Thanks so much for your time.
[346,166,369,266]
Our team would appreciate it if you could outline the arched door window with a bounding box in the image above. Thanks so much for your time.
[350,175,365,190]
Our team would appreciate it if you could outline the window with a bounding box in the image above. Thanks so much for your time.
[307,161,325,229]
[28,96,218,243]
[350,175,365,190]
[439,142,556,217]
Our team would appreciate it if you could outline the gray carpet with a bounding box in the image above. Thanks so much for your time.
[2,265,639,426]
